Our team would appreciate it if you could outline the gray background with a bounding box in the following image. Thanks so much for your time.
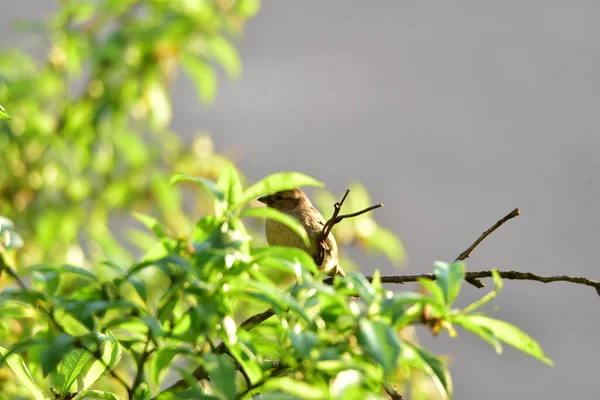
[3,1,600,399]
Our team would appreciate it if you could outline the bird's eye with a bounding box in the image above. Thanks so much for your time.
[274,194,283,201]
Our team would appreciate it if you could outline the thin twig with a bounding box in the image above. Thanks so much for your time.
[130,331,153,399]
[454,207,520,288]
[384,385,404,400]
[317,189,383,266]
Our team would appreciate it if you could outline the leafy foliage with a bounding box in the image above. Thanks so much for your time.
[0,2,552,399]
[0,171,550,399]
[0,0,260,265]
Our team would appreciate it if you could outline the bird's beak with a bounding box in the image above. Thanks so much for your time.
[257,195,271,205]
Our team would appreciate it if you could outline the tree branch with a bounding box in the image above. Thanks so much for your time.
[357,270,600,296]
[455,207,520,288]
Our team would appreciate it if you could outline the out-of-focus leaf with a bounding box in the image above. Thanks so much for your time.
[357,319,402,374]
[170,173,224,202]
[22,264,97,280]
[145,80,171,129]
[261,377,328,400]
[366,225,406,265]
[133,212,167,239]
[0,345,44,400]
[0,104,10,120]
[82,391,122,400]
[181,53,218,104]
[402,343,451,400]
[41,333,74,376]
[237,172,324,208]
[433,261,464,306]
[242,207,310,248]
[203,353,237,400]
[344,273,377,302]
[0,216,14,232]
[235,0,262,17]
[208,36,241,78]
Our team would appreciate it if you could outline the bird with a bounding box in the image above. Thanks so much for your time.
[257,188,345,277]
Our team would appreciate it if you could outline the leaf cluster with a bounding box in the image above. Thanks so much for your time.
[0,170,551,400]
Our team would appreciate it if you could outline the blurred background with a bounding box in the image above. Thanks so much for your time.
[2,1,600,399]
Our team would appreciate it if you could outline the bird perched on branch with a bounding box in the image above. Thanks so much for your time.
[257,188,345,277]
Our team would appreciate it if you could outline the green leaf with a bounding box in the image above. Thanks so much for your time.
[181,53,218,104]
[366,225,406,265]
[433,261,464,305]
[217,162,243,209]
[0,104,10,120]
[126,275,148,303]
[204,353,237,400]
[452,314,502,354]
[146,80,171,129]
[344,273,377,302]
[133,212,167,239]
[242,207,310,248]
[82,390,122,400]
[170,173,224,202]
[288,330,318,358]
[417,278,446,306]
[261,377,328,399]
[22,264,97,280]
[237,172,324,208]
[208,36,242,77]
[251,246,318,275]
[402,343,451,400]
[462,269,503,314]
[235,0,261,17]
[41,334,74,376]
[0,345,44,400]
[151,348,191,387]
[73,332,123,400]
[357,319,402,374]
[60,348,93,394]
[460,315,553,365]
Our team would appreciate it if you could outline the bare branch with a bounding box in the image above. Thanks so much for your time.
[454,207,520,288]
[357,270,600,296]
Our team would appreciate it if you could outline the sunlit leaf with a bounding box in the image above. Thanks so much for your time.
[0,345,44,400]
[459,315,552,365]
[433,261,464,306]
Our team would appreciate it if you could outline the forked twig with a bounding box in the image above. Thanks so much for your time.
[316,189,383,266]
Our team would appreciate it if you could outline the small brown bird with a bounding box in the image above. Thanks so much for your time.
[257,188,345,277]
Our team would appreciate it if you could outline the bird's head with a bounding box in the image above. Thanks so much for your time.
[257,188,310,212]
